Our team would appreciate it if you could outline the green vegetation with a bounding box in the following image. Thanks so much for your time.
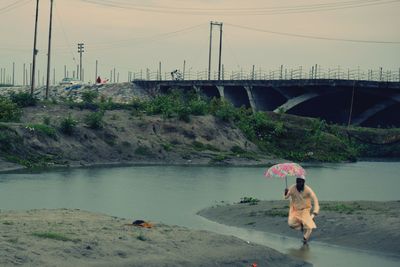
[10,92,37,107]
[32,232,78,242]
[0,97,22,122]
[264,207,289,217]
[26,124,57,139]
[59,114,78,135]
[43,116,51,125]
[192,141,219,152]
[321,202,363,214]
[239,197,260,205]
[81,90,99,104]
[84,111,104,129]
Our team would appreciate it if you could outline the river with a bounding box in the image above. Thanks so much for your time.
[0,161,399,266]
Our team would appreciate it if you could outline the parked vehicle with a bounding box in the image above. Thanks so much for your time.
[59,78,82,85]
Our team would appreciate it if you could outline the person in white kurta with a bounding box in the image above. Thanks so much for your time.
[284,177,319,244]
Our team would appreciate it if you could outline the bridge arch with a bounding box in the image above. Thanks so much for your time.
[224,86,251,109]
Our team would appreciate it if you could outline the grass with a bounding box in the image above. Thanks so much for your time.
[26,124,57,139]
[264,209,288,217]
[239,197,260,205]
[320,203,363,214]
[32,232,79,242]
[192,141,220,152]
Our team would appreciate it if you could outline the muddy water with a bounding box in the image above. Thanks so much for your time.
[0,162,399,266]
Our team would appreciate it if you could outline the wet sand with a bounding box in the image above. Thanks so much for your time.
[198,200,400,256]
[0,209,310,267]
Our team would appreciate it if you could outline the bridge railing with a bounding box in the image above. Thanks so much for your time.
[129,66,400,82]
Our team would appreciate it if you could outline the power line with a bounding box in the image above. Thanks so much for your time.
[225,23,400,44]
[79,0,400,15]
[0,0,31,15]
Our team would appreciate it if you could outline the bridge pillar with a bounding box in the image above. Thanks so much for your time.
[216,85,224,98]
[244,86,257,112]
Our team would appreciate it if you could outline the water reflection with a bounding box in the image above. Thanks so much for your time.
[287,244,312,261]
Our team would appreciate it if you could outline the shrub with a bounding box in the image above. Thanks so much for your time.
[239,197,260,205]
[81,90,98,104]
[59,114,77,135]
[211,98,236,122]
[0,97,22,122]
[26,124,57,139]
[43,116,51,125]
[188,98,208,115]
[85,111,104,129]
[10,92,37,107]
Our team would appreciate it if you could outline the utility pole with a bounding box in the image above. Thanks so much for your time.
[12,62,15,86]
[217,22,223,80]
[208,22,213,80]
[183,60,186,80]
[95,59,98,81]
[46,0,54,99]
[208,21,223,80]
[31,0,39,96]
[23,64,26,85]
[78,43,84,81]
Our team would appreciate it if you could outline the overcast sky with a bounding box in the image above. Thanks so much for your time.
[0,0,399,84]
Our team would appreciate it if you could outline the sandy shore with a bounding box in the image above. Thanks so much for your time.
[198,200,400,256]
[0,209,310,267]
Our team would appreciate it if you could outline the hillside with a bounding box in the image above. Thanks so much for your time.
[0,85,399,171]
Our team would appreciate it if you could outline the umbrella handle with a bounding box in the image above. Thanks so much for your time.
[285,176,288,189]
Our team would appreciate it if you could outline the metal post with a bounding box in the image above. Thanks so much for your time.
[183,60,186,80]
[78,43,84,81]
[159,61,162,80]
[12,62,15,86]
[23,63,26,85]
[208,21,213,80]
[218,22,223,80]
[46,0,54,99]
[31,0,39,96]
[95,60,98,81]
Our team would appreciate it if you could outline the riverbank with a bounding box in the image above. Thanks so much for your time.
[198,200,400,256]
[1,89,400,172]
[0,209,310,267]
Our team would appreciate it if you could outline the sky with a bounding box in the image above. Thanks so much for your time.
[0,0,399,84]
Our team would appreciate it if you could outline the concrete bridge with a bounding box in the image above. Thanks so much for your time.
[133,79,400,128]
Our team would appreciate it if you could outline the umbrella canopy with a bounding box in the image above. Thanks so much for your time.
[264,163,306,188]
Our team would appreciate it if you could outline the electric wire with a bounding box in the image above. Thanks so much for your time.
[0,0,31,15]
[79,0,400,15]
[225,23,400,44]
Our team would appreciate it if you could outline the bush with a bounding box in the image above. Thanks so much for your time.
[0,97,22,122]
[10,92,37,107]
[188,98,208,115]
[210,98,236,122]
[59,114,78,135]
[43,116,51,125]
[84,111,104,129]
[81,90,98,104]
[26,124,57,139]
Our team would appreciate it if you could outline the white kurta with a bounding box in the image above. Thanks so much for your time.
[284,184,320,229]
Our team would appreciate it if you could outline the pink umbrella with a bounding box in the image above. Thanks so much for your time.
[264,163,306,188]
